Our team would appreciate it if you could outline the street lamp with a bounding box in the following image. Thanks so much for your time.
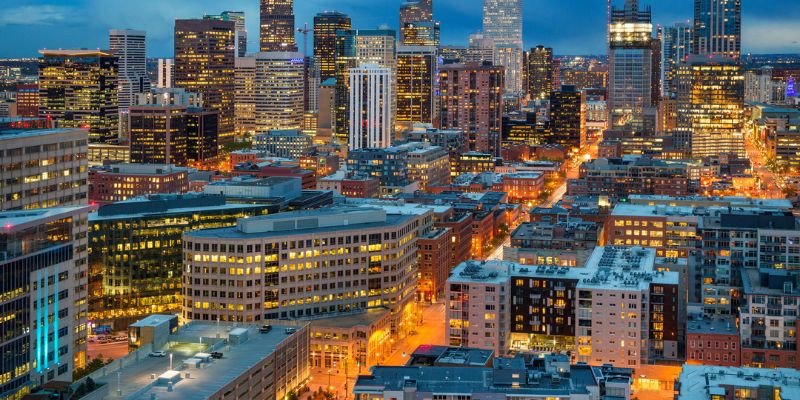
[169,353,173,370]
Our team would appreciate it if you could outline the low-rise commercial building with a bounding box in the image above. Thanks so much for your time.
[686,315,740,366]
[317,170,380,198]
[355,349,633,400]
[568,156,691,199]
[182,205,434,368]
[417,227,452,302]
[88,194,277,328]
[88,163,189,204]
[676,365,800,400]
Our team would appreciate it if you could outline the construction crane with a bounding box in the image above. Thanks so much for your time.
[298,23,312,57]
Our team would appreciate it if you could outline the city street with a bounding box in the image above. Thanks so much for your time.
[306,303,446,400]
[745,133,785,198]
[87,340,129,361]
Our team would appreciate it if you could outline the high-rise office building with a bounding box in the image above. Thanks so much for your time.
[439,62,504,155]
[659,23,692,96]
[483,0,523,93]
[467,33,495,64]
[156,58,173,88]
[333,29,397,146]
[254,52,305,132]
[401,21,441,47]
[205,11,247,57]
[38,50,119,143]
[397,46,437,124]
[399,0,433,25]
[234,56,257,135]
[527,45,554,100]
[129,88,218,166]
[349,64,394,151]
[0,207,90,398]
[0,128,89,211]
[607,0,657,134]
[260,0,296,52]
[676,55,745,159]
[693,0,741,60]
[313,11,351,82]
[550,85,585,152]
[174,19,236,142]
[109,29,149,112]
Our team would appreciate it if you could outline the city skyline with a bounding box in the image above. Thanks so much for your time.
[1,0,799,57]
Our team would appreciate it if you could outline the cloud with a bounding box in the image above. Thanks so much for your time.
[0,5,73,26]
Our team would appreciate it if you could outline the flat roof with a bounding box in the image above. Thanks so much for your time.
[0,128,84,141]
[687,316,738,335]
[310,308,390,329]
[0,206,88,231]
[96,322,304,400]
[678,365,800,400]
[130,314,177,328]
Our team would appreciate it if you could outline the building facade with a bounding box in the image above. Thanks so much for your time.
[174,19,236,141]
[88,163,190,204]
[0,207,90,398]
[438,62,504,155]
[314,11,351,82]
[396,46,437,124]
[109,29,149,112]
[348,64,394,151]
[0,128,89,211]
[38,50,119,143]
[88,194,276,328]
[260,0,296,51]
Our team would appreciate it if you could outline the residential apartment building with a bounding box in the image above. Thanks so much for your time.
[568,156,691,199]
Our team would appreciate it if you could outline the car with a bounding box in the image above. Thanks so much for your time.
[259,325,272,333]
[149,351,167,357]
[285,327,297,334]
[210,352,223,359]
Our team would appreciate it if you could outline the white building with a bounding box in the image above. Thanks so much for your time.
[235,56,257,135]
[109,29,149,111]
[482,0,523,93]
[348,64,394,150]
[255,52,305,132]
[156,58,173,88]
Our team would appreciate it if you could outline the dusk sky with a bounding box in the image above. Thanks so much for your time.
[1,0,799,58]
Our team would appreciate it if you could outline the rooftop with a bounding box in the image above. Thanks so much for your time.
[0,127,84,141]
[94,322,305,400]
[91,194,274,220]
[130,314,177,328]
[687,316,738,336]
[187,206,416,239]
[677,365,800,400]
[0,206,88,231]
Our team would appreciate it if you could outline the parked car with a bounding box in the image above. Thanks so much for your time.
[210,352,223,359]
[285,327,297,334]
[149,351,167,357]
[259,325,272,333]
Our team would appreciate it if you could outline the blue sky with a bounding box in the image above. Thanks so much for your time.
[1,0,799,57]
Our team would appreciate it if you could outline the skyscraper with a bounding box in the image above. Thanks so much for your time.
[607,0,657,134]
[38,49,119,143]
[313,11,351,82]
[254,52,305,132]
[659,22,693,96]
[399,0,433,25]
[527,45,554,100]
[467,33,495,64]
[550,85,586,152]
[260,0,296,52]
[109,29,149,112]
[174,19,236,142]
[235,56,257,135]
[205,11,247,57]
[397,46,437,124]
[333,28,397,146]
[693,0,741,60]
[349,64,394,150]
[483,0,523,93]
[676,55,745,159]
[439,62,504,155]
